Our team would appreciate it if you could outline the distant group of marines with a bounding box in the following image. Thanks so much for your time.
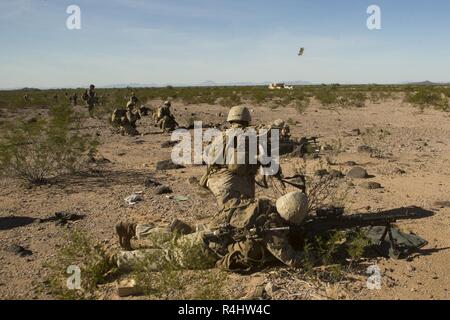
[110,96,178,136]
[42,83,179,135]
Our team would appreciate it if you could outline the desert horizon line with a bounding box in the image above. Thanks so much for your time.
[1,80,449,91]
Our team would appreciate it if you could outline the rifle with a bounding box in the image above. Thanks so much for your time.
[203,223,288,243]
[265,170,307,194]
[279,174,307,193]
[277,136,322,157]
[296,206,432,233]
[295,136,321,157]
[203,206,434,258]
[294,206,434,258]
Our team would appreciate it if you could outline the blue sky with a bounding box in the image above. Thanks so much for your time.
[1,0,450,88]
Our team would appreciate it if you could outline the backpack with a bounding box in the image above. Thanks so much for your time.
[111,109,126,124]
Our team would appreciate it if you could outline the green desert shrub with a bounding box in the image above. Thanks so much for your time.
[0,104,98,184]
[315,87,338,107]
[44,230,113,300]
[405,88,449,111]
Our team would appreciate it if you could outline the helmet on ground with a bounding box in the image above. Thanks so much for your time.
[227,106,251,123]
[276,191,308,225]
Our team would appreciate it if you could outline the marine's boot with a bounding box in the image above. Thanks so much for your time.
[115,221,137,251]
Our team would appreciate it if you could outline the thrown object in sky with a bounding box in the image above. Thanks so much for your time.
[298,47,304,56]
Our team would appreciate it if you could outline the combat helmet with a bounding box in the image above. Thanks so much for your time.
[227,106,251,123]
[163,100,172,107]
[276,191,308,225]
[272,119,285,128]
[89,84,95,89]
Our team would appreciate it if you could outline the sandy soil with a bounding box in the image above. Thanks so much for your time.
[0,98,449,300]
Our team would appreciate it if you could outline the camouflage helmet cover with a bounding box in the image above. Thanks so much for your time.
[276,191,308,225]
[227,106,251,123]
[272,119,285,128]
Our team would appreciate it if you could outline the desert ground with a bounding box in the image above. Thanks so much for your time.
[0,88,449,300]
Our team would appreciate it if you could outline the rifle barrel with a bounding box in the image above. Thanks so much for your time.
[299,207,434,234]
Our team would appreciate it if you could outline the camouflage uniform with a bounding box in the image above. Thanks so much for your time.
[154,101,178,132]
[116,224,213,271]
[83,85,97,117]
[138,105,151,117]
[269,119,291,142]
[115,192,310,273]
[200,106,258,211]
[111,102,141,136]
[70,93,78,106]
[210,196,309,272]
[130,92,139,106]
[257,119,295,155]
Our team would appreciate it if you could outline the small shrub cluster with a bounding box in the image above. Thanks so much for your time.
[131,233,229,299]
[0,104,98,184]
[405,87,449,112]
[44,230,113,300]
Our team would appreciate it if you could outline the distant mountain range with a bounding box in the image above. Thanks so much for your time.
[102,80,311,88]
[401,80,450,86]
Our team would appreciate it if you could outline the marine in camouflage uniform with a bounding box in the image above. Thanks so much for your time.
[154,100,178,132]
[83,84,97,117]
[112,191,310,273]
[257,119,296,156]
[70,93,78,106]
[110,192,428,273]
[200,106,261,216]
[269,119,291,142]
[111,101,141,136]
[138,105,152,117]
[130,92,139,106]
